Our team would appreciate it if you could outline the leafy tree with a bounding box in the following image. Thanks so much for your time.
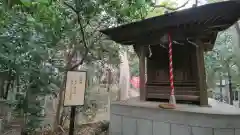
[0,3,63,134]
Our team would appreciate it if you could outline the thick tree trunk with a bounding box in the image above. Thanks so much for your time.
[119,51,130,100]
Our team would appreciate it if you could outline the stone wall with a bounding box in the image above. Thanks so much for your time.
[109,100,240,135]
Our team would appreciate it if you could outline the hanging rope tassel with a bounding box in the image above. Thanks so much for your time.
[158,33,176,109]
[168,33,176,106]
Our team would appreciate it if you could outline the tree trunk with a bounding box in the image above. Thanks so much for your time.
[119,51,130,100]
[228,66,234,105]
[54,70,68,131]
[4,70,14,99]
[0,78,5,98]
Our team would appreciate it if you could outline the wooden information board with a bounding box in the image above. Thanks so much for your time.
[64,71,86,106]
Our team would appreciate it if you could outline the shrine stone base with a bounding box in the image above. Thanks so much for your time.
[109,97,240,135]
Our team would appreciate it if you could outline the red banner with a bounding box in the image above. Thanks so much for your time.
[130,76,139,89]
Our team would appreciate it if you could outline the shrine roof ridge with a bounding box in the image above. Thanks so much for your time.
[100,1,240,45]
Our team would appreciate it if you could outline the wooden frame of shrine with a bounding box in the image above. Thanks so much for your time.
[101,1,240,106]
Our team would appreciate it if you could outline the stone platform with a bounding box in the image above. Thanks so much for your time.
[110,97,240,135]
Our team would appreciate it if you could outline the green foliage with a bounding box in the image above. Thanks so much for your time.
[0,2,63,133]
[20,0,50,6]
[205,27,240,91]
[146,0,177,18]
[101,0,151,23]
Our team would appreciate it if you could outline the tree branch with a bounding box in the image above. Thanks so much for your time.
[153,0,190,11]
[69,29,104,70]
[63,2,77,13]
[64,1,108,70]
[70,13,89,70]
[63,1,90,70]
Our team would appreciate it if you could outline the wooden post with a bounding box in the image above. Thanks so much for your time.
[196,41,208,106]
[69,106,76,135]
[139,45,146,101]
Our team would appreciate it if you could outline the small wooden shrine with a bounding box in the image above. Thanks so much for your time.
[101,1,240,106]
